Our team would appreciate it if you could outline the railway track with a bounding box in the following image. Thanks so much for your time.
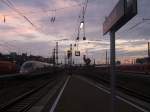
[0,75,53,106]
[0,73,66,112]
[0,79,53,112]
[83,73,150,104]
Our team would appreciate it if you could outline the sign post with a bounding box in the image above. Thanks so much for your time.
[110,30,116,112]
[103,0,137,112]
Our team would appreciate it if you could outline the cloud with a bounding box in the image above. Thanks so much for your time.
[0,0,149,63]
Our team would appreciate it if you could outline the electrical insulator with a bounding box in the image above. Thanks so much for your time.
[76,37,79,41]
[4,16,6,23]
[80,20,84,24]
[83,36,86,40]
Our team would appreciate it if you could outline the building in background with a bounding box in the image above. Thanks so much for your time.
[136,57,150,64]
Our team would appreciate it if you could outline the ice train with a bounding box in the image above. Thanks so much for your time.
[20,61,52,74]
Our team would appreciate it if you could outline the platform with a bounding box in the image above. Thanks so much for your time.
[50,75,148,112]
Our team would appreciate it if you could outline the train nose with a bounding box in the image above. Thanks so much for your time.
[20,70,24,74]
[20,69,28,74]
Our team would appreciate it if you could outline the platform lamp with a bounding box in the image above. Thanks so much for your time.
[80,20,84,29]
[80,20,86,41]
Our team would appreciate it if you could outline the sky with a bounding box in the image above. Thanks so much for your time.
[0,0,150,64]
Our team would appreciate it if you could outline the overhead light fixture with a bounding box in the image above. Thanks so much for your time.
[80,21,84,29]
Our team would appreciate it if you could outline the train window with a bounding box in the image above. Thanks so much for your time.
[23,63,33,69]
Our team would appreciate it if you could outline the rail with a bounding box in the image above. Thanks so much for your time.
[0,76,57,112]
[82,72,150,103]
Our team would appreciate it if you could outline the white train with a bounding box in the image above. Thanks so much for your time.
[20,61,53,74]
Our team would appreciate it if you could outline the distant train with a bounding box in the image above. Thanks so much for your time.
[20,61,52,74]
[96,64,150,74]
[117,64,150,73]
[0,61,16,74]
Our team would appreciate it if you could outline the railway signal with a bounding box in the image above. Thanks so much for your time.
[75,51,80,56]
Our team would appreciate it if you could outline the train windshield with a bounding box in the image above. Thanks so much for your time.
[23,63,33,69]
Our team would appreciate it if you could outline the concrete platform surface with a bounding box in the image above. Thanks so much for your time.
[51,75,148,112]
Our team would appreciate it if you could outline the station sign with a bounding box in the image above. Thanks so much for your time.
[103,0,137,35]
[75,51,80,56]
[124,0,137,22]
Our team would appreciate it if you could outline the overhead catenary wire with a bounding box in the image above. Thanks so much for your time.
[1,0,89,39]
[1,0,56,35]
[1,0,86,36]
[51,9,56,23]
[119,18,150,34]
[72,0,90,54]
[116,18,150,40]
[0,0,37,28]
[1,2,83,17]
[124,20,145,32]
[79,0,88,40]
[72,3,83,41]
